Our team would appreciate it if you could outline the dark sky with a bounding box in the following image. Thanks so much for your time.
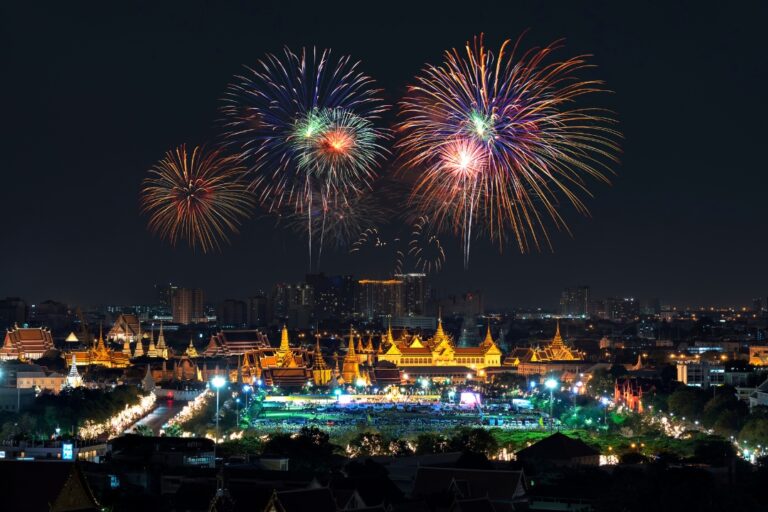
[2,1,767,309]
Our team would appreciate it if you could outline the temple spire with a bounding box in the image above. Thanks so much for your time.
[552,320,564,348]
[386,320,394,345]
[483,321,494,346]
[279,325,290,352]
[66,355,82,388]
[347,325,356,356]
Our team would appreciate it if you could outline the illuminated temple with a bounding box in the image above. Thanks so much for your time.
[378,318,502,370]
[0,325,55,361]
[67,325,131,368]
[503,321,587,376]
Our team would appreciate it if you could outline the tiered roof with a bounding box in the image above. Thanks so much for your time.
[0,325,55,360]
[204,330,269,356]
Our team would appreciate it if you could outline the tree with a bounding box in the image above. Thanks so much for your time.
[134,424,154,436]
[449,428,499,457]
[667,386,708,420]
[348,432,387,457]
[388,438,414,456]
[713,409,740,437]
[163,424,183,437]
[692,437,735,466]
[588,368,615,396]
[739,417,768,446]
[415,432,450,455]
[261,426,338,473]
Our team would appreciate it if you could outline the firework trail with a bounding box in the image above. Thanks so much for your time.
[140,145,253,252]
[350,227,405,275]
[397,34,621,266]
[285,189,389,264]
[220,47,389,268]
[408,216,446,274]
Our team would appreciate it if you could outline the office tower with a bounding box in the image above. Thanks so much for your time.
[271,283,314,328]
[246,294,268,327]
[217,299,247,327]
[155,283,177,315]
[357,279,404,320]
[172,288,204,325]
[395,273,428,316]
[560,286,590,317]
[640,298,661,316]
[0,297,28,329]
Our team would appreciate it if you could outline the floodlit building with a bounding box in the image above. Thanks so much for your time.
[107,313,141,342]
[503,322,588,377]
[0,325,55,361]
[377,318,502,371]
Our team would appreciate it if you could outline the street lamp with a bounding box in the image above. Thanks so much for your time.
[242,384,252,420]
[600,396,610,426]
[545,378,558,433]
[211,375,226,461]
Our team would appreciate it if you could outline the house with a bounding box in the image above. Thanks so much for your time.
[515,433,600,467]
[412,467,526,510]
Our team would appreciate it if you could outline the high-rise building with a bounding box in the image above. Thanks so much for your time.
[172,288,204,325]
[0,297,28,329]
[598,297,639,321]
[358,279,403,320]
[29,300,71,332]
[271,283,314,328]
[217,299,247,327]
[560,286,590,317]
[395,273,428,316]
[640,298,661,316]
[305,273,357,320]
[246,294,268,327]
[155,283,178,314]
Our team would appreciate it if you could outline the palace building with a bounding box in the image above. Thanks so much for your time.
[503,322,588,376]
[107,314,142,342]
[66,324,131,368]
[0,325,55,361]
[377,318,502,371]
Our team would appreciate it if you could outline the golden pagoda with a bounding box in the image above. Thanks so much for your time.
[341,326,361,384]
[146,327,158,358]
[133,322,145,358]
[185,338,199,358]
[156,321,169,359]
[276,325,292,366]
[311,335,331,386]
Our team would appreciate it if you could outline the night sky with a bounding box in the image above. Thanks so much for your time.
[2,1,767,309]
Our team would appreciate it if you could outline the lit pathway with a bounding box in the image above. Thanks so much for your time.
[127,399,188,435]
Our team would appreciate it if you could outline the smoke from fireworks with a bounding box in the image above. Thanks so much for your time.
[140,145,254,253]
[220,47,389,267]
[397,34,621,266]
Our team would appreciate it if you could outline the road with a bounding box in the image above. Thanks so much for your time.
[128,399,188,435]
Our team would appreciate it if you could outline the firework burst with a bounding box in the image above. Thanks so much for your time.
[220,47,389,267]
[408,216,446,274]
[140,145,253,252]
[397,34,621,266]
[350,227,405,275]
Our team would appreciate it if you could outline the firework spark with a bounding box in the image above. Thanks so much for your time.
[350,227,405,275]
[140,145,253,252]
[397,34,621,266]
[285,189,389,254]
[408,216,446,274]
[220,47,389,267]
